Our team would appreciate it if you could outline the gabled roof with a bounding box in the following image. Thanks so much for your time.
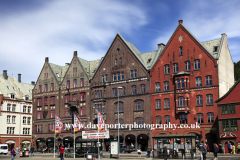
[215,78,240,103]
[48,63,69,84]
[0,75,34,100]
[201,38,221,59]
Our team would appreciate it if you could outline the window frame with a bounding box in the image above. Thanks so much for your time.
[194,59,200,70]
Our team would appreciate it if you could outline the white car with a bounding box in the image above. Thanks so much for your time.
[0,144,8,155]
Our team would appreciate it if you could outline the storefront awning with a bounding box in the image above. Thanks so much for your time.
[22,140,30,144]
[5,140,15,143]
[154,133,196,138]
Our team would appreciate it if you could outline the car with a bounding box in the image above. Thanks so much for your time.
[0,144,8,155]
[120,145,133,153]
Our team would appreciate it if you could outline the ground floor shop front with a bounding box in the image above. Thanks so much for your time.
[0,135,32,151]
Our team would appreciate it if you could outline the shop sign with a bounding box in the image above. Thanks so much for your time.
[82,129,109,139]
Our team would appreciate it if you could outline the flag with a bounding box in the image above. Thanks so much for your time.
[98,112,105,130]
[55,116,62,133]
[74,114,80,132]
[102,116,105,130]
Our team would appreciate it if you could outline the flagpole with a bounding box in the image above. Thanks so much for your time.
[74,126,75,159]
[98,112,100,160]
[54,116,56,158]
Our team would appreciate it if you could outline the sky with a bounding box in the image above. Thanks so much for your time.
[0,0,240,83]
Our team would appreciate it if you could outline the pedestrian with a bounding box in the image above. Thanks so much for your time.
[203,144,207,160]
[147,145,151,158]
[237,142,240,154]
[108,145,110,152]
[206,144,210,154]
[227,142,231,154]
[30,146,34,156]
[137,148,141,158]
[15,146,19,154]
[230,143,233,154]
[163,144,167,160]
[152,149,154,158]
[59,144,64,160]
[199,143,204,160]
[232,145,235,154]
[10,148,15,160]
[213,143,218,160]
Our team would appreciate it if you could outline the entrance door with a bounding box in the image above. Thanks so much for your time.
[224,140,234,154]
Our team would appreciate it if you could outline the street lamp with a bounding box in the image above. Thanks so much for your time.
[117,86,123,158]
[19,102,24,157]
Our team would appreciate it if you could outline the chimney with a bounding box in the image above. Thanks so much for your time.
[157,43,165,50]
[178,20,183,24]
[74,51,77,57]
[18,74,21,82]
[3,70,8,80]
[45,57,49,63]
[31,81,35,85]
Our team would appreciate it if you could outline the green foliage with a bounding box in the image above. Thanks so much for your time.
[234,61,240,81]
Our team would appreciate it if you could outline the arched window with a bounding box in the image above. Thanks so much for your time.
[135,100,143,110]
[196,95,203,106]
[115,102,123,112]
[206,76,212,86]
[177,97,185,107]
[196,77,202,87]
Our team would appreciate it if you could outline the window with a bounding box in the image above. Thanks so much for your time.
[116,102,123,112]
[115,58,117,65]
[221,105,236,114]
[50,97,55,105]
[37,112,42,119]
[39,85,42,93]
[141,84,145,94]
[134,69,137,78]
[73,94,78,101]
[37,98,42,106]
[73,79,77,88]
[7,116,11,123]
[173,63,178,73]
[65,108,70,117]
[25,95,29,101]
[7,127,15,134]
[213,46,218,52]
[73,67,77,73]
[179,46,183,56]
[117,72,120,80]
[197,113,203,124]
[196,77,202,87]
[80,107,86,116]
[45,73,48,78]
[176,79,180,89]
[135,100,143,110]
[102,75,105,82]
[164,81,169,91]
[185,61,190,71]
[194,59,200,70]
[12,105,16,112]
[23,106,27,112]
[113,73,117,81]
[100,90,102,98]
[28,107,31,113]
[116,119,124,126]
[10,93,15,99]
[130,70,137,78]
[207,113,214,123]
[222,120,238,132]
[156,116,161,124]
[165,115,170,124]
[156,99,161,109]
[206,94,213,105]
[206,76,212,86]
[7,104,11,111]
[135,117,143,126]
[121,87,125,96]
[65,95,70,103]
[105,74,108,82]
[12,116,16,123]
[50,110,55,118]
[27,118,31,124]
[44,97,48,105]
[95,104,103,113]
[177,97,185,107]
[121,72,124,80]
[181,78,184,88]
[130,70,134,78]
[80,78,84,87]
[66,80,70,89]
[196,95,203,106]
[80,93,86,101]
[113,88,117,97]
[132,85,136,95]
[180,114,187,124]
[119,58,122,65]
[164,64,170,74]
[23,117,26,124]
[155,82,160,92]
[44,84,48,92]
[164,98,170,109]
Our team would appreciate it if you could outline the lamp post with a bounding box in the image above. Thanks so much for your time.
[19,102,24,157]
[117,86,123,158]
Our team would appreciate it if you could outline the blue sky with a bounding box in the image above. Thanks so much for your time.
[0,0,240,83]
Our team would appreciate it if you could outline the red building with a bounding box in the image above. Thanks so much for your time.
[216,78,240,154]
[150,20,234,152]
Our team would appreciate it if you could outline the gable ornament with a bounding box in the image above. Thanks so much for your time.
[179,35,183,43]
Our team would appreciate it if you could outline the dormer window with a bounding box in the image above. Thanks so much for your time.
[147,58,152,63]
[6,86,9,90]
[18,88,21,91]
[213,46,218,52]
[10,93,15,99]
[56,73,60,78]
[25,96,29,101]
[12,87,16,90]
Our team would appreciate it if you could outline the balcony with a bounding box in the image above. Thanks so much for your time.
[176,106,190,113]
[92,82,106,88]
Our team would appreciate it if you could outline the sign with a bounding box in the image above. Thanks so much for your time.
[110,141,118,155]
[82,129,109,139]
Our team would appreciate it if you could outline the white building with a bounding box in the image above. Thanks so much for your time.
[0,70,34,151]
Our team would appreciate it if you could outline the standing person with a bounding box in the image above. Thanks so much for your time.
[108,145,110,153]
[233,145,235,154]
[227,142,231,154]
[30,146,34,156]
[206,144,210,154]
[152,149,154,158]
[137,148,141,158]
[59,145,64,160]
[230,143,233,154]
[10,148,15,160]
[163,144,168,160]
[15,146,19,154]
[213,143,218,160]
[199,143,204,160]
[237,142,240,154]
[147,145,151,158]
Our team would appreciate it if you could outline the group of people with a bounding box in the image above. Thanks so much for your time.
[9,146,35,160]
[227,141,236,154]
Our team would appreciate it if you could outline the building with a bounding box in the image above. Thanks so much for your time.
[32,52,101,152]
[150,20,234,152]
[215,78,240,154]
[90,33,161,151]
[0,70,34,151]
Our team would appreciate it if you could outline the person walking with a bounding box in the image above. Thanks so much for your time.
[147,145,151,158]
[199,143,205,160]
[163,144,168,160]
[59,145,64,160]
[30,146,34,156]
[137,148,141,158]
[213,143,218,160]
[227,142,231,154]
[15,146,19,154]
[230,143,233,154]
[232,145,235,154]
[10,148,15,160]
